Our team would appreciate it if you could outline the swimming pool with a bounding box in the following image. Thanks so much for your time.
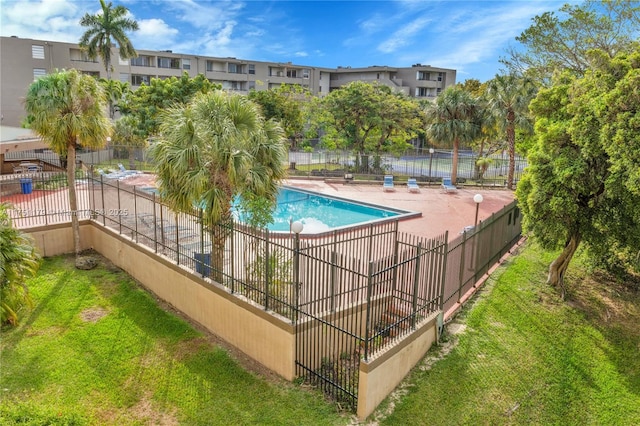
[244,187,418,233]
[140,185,419,234]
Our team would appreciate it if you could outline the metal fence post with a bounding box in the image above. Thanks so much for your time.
[457,231,467,303]
[364,261,374,361]
[411,242,422,329]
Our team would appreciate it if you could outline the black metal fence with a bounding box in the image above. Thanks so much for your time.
[287,148,527,185]
[2,172,522,412]
[6,146,527,186]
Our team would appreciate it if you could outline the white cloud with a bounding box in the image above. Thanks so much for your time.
[0,0,82,41]
[377,16,432,53]
[133,18,179,49]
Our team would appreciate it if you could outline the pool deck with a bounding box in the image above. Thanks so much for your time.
[281,179,515,240]
[99,173,516,241]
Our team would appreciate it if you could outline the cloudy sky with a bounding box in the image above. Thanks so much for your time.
[0,0,566,82]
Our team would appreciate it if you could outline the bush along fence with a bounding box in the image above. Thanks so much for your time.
[2,172,522,415]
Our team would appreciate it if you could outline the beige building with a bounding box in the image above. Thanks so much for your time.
[0,36,456,127]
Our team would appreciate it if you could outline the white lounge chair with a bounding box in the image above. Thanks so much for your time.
[407,178,420,193]
[383,175,395,192]
[441,178,458,193]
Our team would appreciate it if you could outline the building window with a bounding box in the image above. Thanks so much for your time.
[438,72,444,81]
[417,71,429,80]
[119,73,129,83]
[130,56,153,67]
[33,68,46,80]
[248,64,255,75]
[119,56,129,66]
[182,59,191,70]
[286,69,298,78]
[70,48,97,63]
[131,74,152,86]
[302,69,310,79]
[228,63,240,74]
[157,57,180,69]
[32,45,45,59]
[248,81,256,90]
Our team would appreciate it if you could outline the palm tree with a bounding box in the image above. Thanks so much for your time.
[100,78,131,119]
[79,0,139,81]
[149,91,288,282]
[0,203,41,325]
[486,74,536,189]
[425,86,481,185]
[24,69,112,263]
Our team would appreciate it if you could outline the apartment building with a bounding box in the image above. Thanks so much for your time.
[0,36,456,127]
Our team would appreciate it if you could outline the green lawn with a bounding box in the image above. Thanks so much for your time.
[0,255,347,425]
[3,244,639,425]
[376,243,640,425]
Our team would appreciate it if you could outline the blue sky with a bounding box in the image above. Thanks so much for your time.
[1,0,567,82]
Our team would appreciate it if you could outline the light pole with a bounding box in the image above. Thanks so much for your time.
[473,193,484,227]
[291,221,304,324]
[428,148,435,185]
[106,136,112,164]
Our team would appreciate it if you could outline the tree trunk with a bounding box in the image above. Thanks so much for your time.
[451,138,459,185]
[67,142,81,257]
[547,233,581,296]
[129,148,136,170]
[506,117,516,190]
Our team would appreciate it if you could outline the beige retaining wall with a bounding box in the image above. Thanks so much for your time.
[357,311,440,419]
[27,221,296,380]
[26,221,441,420]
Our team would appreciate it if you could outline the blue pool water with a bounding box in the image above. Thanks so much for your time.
[141,186,415,233]
[257,187,407,233]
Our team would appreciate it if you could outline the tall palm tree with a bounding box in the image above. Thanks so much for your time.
[425,86,480,185]
[25,69,112,262]
[79,0,139,81]
[149,91,288,282]
[100,78,130,119]
[486,74,536,189]
[0,203,41,325]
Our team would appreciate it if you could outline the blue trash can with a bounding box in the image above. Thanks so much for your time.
[20,178,33,194]
[194,252,211,276]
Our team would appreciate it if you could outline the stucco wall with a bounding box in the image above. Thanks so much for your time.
[357,311,440,419]
[27,222,296,380]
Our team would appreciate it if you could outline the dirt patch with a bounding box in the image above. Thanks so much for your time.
[80,307,109,323]
[128,392,179,426]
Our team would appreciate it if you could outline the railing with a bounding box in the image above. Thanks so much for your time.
[2,171,522,413]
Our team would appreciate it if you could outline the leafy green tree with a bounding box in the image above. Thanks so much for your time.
[502,0,640,83]
[25,69,112,261]
[122,72,217,137]
[317,81,421,172]
[517,48,640,291]
[149,91,288,282]
[113,115,146,170]
[0,203,41,325]
[425,86,481,185]
[248,84,312,150]
[79,0,139,80]
[486,74,536,189]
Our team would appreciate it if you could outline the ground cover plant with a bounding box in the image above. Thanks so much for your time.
[0,254,346,425]
[375,243,640,425]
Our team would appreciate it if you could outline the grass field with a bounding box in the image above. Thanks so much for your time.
[0,255,348,425]
[374,243,640,425]
[2,244,638,425]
